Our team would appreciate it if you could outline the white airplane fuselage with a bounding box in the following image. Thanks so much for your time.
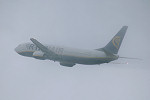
[15,43,118,66]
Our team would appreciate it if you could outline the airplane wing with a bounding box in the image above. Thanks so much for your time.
[30,38,58,60]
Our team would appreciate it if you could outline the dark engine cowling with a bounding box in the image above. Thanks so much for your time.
[32,51,46,60]
[60,62,75,67]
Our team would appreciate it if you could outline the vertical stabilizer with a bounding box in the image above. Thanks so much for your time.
[103,26,128,54]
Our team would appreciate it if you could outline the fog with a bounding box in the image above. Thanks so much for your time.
[0,0,150,100]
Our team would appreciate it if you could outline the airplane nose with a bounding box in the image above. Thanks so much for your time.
[15,47,18,53]
[15,46,19,53]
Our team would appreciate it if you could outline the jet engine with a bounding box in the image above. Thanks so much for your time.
[32,51,46,60]
[60,62,75,67]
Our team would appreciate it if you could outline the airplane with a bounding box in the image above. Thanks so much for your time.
[15,26,128,67]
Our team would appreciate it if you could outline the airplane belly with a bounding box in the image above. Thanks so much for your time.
[60,54,112,65]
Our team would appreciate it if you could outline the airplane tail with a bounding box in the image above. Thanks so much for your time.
[100,26,128,54]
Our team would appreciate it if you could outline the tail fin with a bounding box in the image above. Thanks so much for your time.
[103,26,128,54]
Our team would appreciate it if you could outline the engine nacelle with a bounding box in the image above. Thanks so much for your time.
[60,62,75,67]
[32,51,46,60]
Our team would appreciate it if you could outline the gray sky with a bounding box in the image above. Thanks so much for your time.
[0,0,150,100]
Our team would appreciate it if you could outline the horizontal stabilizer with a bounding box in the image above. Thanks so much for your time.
[119,57,142,60]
